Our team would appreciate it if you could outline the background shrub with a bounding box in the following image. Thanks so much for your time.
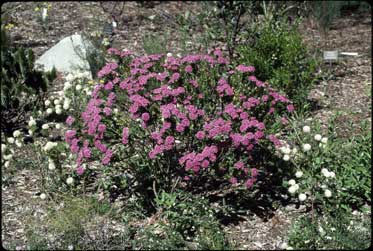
[237,19,319,111]
[1,24,56,134]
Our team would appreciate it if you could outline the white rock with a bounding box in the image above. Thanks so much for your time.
[35,34,94,79]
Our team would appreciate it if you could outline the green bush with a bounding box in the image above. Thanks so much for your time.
[287,208,371,250]
[134,190,230,250]
[237,20,318,111]
[280,116,370,214]
[1,24,56,134]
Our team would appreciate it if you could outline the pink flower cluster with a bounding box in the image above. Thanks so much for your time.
[97,62,118,78]
[179,145,218,173]
[216,78,234,97]
[65,47,295,187]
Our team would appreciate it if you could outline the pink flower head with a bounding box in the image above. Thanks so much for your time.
[97,123,106,133]
[141,112,150,122]
[236,64,255,73]
[66,116,75,126]
[245,178,254,189]
[286,104,295,112]
[201,159,210,168]
[76,166,85,175]
[229,177,238,184]
[195,131,205,140]
[251,168,258,177]
[122,127,129,144]
[102,149,113,165]
[234,161,244,170]
[185,65,193,73]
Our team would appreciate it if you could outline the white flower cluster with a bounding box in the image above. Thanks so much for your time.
[48,158,56,170]
[278,141,298,162]
[287,171,307,202]
[44,71,92,117]
[321,168,335,179]
[43,141,58,152]
[319,168,335,198]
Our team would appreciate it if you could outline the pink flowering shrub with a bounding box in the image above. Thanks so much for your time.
[65,47,294,193]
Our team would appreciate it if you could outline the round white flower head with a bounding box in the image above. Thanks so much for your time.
[28,119,36,127]
[1,144,6,153]
[321,137,328,144]
[283,154,290,161]
[42,124,49,130]
[68,245,74,250]
[292,147,298,154]
[56,108,62,115]
[113,108,119,114]
[40,193,47,200]
[288,179,296,186]
[324,189,332,198]
[63,102,70,110]
[13,130,21,138]
[43,141,58,152]
[54,99,60,105]
[293,184,299,190]
[48,161,56,170]
[38,110,43,116]
[323,170,331,178]
[7,137,15,144]
[75,84,82,91]
[279,242,288,249]
[320,184,328,189]
[321,168,328,174]
[302,125,311,133]
[66,177,74,185]
[302,144,311,152]
[286,246,294,250]
[280,146,291,155]
[28,130,33,136]
[329,171,335,178]
[87,91,92,96]
[55,123,61,130]
[55,104,62,110]
[45,99,51,106]
[4,161,10,168]
[175,140,181,144]
[3,154,13,160]
[295,171,303,178]
[314,134,322,141]
[46,108,53,114]
[15,140,22,148]
[166,52,173,57]
[288,185,297,194]
[298,193,307,202]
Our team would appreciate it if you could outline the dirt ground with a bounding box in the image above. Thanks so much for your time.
[1,2,371,250]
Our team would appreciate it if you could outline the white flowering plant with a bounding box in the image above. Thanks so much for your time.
[276,119,339,216]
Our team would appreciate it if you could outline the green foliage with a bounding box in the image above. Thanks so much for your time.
[25,195,121,250]
[134,190,230,250]
[1,24,56,133]
[142,32,169,55]
[80,32,107,78]
[327,128,371,208]
[288,209,371,249]
[283,116,371,213]
[237,20,319,111]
